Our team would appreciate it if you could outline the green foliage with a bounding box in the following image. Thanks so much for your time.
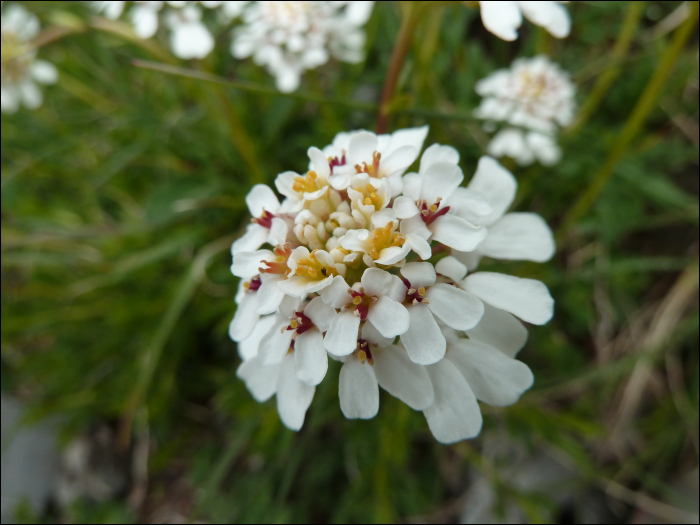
[1,1,698,523]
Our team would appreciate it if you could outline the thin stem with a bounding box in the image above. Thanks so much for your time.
[376,2,422,133]
[132,59,376,111]
[559,2,698,237]
[566,1,646,136]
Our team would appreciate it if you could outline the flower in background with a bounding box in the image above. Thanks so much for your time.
[1,3,58,113]
[474,55,576,166]
[230,1,374,92]
[230,126,555,443]
[478,1,571,41]
[92,1,224,59]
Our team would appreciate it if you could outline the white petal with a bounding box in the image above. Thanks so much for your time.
[303,296,336,332]
[236,356,280,402]
[307,146,331,179]
[267,217,288,246]
[423,359,483,443]
[380,146,418,178]
[430,215,487,252]
[228,293,260,342]
[375,245,410,266]
[347,131,378,165]
[435,256,468,282]
[374,345,434,410]
[425,283,484,330]
[405,234,433,261]
[294,329,328,386]
[246,184,280,217]
[452,249,483,272]
[393,196,420,219]
[386,275,408,303]
[259,321,294,365]
[324,310,361,356]
[231,223,269,255]
[466,156,517,226]
[361,321,393,347]
[238,315,277,361]
[400,214,432,240]
[1,86,19,114]
[275,65,301,93]
[478,212,555,262]
[445,187,494,224]
[231,249,273,278]
[131,5,159,38]
[466,303,528,358]
[400,304,446,365]
[420,161,464,203]
[384,125,429,157]
[340,229,370,252]
[479,1,522,41]
[367,296,409,338]
[30,61,58,84]
[419,144,460,174]
[21,82,43,109]
[400,262,436,289]
[519,1,571,38]
[361,268,393,296]
[401,172,422,200]
[275,171,301,200]
[462,272,554,325]
[447,340,533,406]
[254,277,285,315]
[277,274,333,297]
[339,359,379,419]
[276,355,315,431]
[321,275,352,309]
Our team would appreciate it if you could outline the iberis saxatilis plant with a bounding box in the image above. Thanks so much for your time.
[230,126,555,443]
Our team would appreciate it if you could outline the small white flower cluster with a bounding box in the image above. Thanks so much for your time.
[475,55,576,167]
[92,1,240,59]
[1,3,58,113]
[478,1,571,42]
[231,1,374,93]
[229,126,556,443]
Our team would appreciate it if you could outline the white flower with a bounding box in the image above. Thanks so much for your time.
[487,127,562,166]
[229,126,556,442]
[478,1,571,41]
[1,4,58,113]
[92,1,221,58]
[231,1,374,92]
[232,184,289,255]
[475,55,576,134]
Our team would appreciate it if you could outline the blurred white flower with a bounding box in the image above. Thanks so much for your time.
[230,1,374,92]
[230,126,555,442]
[475,55,575,166]
[1,3,58,113]
[479,1,571,41]
[92,1,222,59]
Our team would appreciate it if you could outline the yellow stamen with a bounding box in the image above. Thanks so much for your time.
[289,319,298,329]
[352,296,362,305]
[357,350,367,363]
[418,287,426,297]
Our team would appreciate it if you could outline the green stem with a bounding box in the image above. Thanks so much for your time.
[376,2,422,133]
[566,1,646,136]
[559,3,698,237]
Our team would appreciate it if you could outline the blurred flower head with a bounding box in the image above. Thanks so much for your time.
[230,1,374,92]
[1,3,58,113]
[475,55,576,166]
[230,126,555,443]
[478,1,571,41]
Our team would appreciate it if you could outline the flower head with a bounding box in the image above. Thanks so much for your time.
[230,126,555,442]
[230,1,374,92]
[1,4,58,113]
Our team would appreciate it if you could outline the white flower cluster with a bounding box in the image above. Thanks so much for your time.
[92,1,240,59]
[1,3,58,113]
[478,1,571,42]
[475,55,576,167]
[231,1,374,92]
[229,126,556,443]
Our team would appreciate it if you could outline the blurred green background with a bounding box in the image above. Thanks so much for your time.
[1,1,698,523]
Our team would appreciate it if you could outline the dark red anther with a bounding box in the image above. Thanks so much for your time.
[252,209,275,229]
[329,154,346,173]
[248,275,262,292]
[420,201,451,226]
